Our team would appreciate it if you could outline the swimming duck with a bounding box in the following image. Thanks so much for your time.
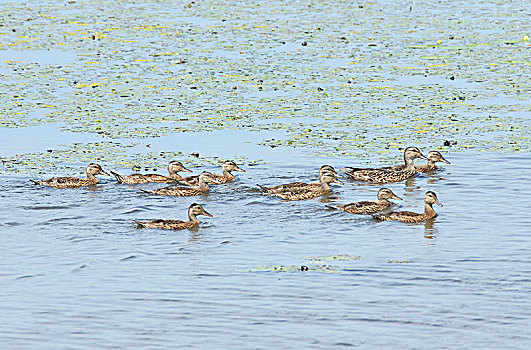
[134,203,212,230]
[141,171,220,196]
[373,191,442,223]
[30,163,110,188]
[110,160,192,184]
[328,188,402,214]
[382,151,451,173]
[262,170,343,201]
[179,160,245,186]
[257,165,340,194]
[341,147,428,183]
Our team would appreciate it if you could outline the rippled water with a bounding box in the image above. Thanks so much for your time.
[2,150,531,349]
[1,0,530,347]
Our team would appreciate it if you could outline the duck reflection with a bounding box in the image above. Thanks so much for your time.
[423,219,438,239]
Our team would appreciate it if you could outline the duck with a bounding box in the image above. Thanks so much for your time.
[262,170,343,201]
[110,160,192,184]
[257,165,340,194]
[141,171,220,196]
[382,151,451,173]
[341,147,428,183]
[373,191,442,223]
[179,160,245,186]
[328,188,402,214]
[30,163,110,188]
[134,203,212,230]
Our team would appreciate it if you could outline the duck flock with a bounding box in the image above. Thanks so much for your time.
[30,147,449,230]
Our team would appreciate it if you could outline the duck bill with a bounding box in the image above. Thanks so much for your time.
[202,210,213,217]
[100,171,111,176]
[440,157,451,164]
[183,167,193,173]
[419,153,429,161]
[333,178,344,185]
[235,167,245,172]
[435,199,443,207]
[392,194,403,201]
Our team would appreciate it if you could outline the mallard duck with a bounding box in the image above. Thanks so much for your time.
[262,170,343,201]
[382,151,450,173]
[257,165,340,194]
[341,147,428,183]
[110,160,192,184]
[30,163,110,188]
[373,191,442,223]
[179,160,245,186]
[141,171,220,196]
[328,188,402,214]
[134,203,212,230]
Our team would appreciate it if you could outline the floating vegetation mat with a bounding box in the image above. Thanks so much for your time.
[0,140,259,175]
[246,254,361,273]
[0,0,529,174]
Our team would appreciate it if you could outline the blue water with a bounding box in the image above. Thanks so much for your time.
[1,151,531,349]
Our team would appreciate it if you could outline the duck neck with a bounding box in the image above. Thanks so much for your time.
[403,156,415,172]
[424,202,436,217]
[426,159,436,168]
[222,169,234,180]
[169,172,184,180]
[197,179,210,191]
[86,171,98,182]
[188,212,200,224]
[319,178,331,191]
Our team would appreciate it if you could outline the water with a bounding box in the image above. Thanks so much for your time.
[1,0,530,348]
[1,150,531,349]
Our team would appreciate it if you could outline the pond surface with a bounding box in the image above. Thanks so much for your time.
[2,150,531,349]
[1,0,530,348]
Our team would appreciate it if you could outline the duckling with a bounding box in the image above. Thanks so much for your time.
[30,163,110,188]
[341,147,428,184]
[383,151,451,173]
[373,191,442,223]
[328,188,402,214]
[179,160,245,186]
[110,160,192,184]
[265,171,343,201]
[134,203,212,230]
[141,172,220,196]
[257,165,340,194]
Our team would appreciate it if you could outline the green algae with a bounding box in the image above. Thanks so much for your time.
[305,254,361,262]
[0,140,259,175]
[246,264,341,273]
[0,0,529,173]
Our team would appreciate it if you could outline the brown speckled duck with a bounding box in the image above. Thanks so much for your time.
[341,147,428,184]
[179,160,245,186]
[30,163,110,188]
[373,191,442,223]
[328,188,402,214]
[134,203,212,230]
[141,172,220,196]
[383,151,451,173]
[257,165,340,194]
[110,160,192,184]
[262,170,343,201]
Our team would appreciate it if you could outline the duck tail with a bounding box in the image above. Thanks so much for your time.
[372,214,385,221]
[30,179,41,185]
[133,220,146,228]
[325,205,340,211]
[110,170,126,183]
[256,184,271,193]
[139,189,153,194]
[340,167,361,176]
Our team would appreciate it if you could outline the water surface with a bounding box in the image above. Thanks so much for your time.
[1,151,531,349]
